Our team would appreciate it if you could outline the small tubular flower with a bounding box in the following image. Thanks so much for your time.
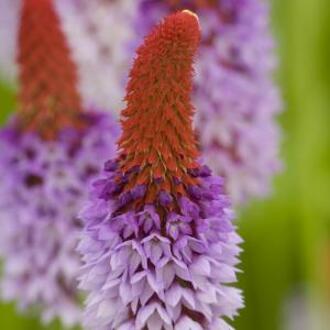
[135,0,282,204]
[0,0,118,326]
[78,11,243,330]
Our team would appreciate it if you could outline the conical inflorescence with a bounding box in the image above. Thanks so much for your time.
[79,11,243,330]
[0,0,118,326]
[17,0,85,139]
[135,0,282,204]
[117,9,200,207]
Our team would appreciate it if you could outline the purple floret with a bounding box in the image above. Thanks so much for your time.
[78,161,243,329]
[0,111,119,327]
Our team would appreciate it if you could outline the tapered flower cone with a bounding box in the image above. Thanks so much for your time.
[134,0,282,205]
[17,0,84,139]
[79,11,243,330]
[0,0,119,326]
[118,10,200,208]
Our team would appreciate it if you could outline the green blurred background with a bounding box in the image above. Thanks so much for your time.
[0,0,329,329]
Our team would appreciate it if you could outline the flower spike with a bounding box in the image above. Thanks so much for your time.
[118,11,201,207]
[18,0,84,139]
[79,10,243,330]
[134,0,282,205]
[0,0,119,326]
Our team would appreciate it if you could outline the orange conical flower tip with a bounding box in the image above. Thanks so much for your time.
[17,0,84,140]
[118,11,201,204]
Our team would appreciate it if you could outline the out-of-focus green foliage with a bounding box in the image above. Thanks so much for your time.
[0,81,15,124]
[0,0,329,329]
[236,0,330,329]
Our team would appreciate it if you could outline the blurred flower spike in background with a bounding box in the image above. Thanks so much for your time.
[0,0,118,326]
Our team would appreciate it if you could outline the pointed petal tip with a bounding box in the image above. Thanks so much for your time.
[172,9,201,47]
[181,9,199,24]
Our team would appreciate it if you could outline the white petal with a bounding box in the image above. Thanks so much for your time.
[190,257,211,276]
[136,303,157,327]
[166,284,182,307]
[175,316,203,330]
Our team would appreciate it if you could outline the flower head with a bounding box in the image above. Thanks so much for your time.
[0,0,118,326]
[79,11,243,330]
[135,0,282,204]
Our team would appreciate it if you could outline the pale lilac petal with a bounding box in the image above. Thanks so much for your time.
[0,112,118,326]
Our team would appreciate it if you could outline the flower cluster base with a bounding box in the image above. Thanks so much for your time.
[0,112,119,326]
[79,161,243,329]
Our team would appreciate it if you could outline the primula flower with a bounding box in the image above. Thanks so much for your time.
[134,0,282,204]
[78,11,243,330]
[0,0,118,326]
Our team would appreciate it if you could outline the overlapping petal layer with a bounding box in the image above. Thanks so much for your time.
[79,160,243,329]
[0,112,119,326]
